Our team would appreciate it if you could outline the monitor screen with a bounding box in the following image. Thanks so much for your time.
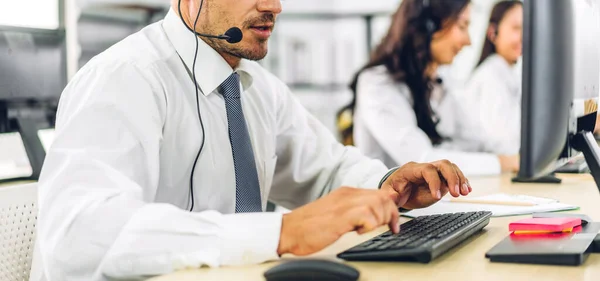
[515,0,576,181]
[0,27,67,101]
[516,0,600,182]
[0,0,61,30]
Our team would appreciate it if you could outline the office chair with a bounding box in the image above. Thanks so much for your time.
[0,183,38,281]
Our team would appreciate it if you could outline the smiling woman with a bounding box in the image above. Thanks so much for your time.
[459,0,523,157]
[336,0,518,177]
[0,0,61,29]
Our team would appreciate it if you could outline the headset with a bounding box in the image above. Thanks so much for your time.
[421,0,438,38]
[177,0,243,211]
[420,0,444,120]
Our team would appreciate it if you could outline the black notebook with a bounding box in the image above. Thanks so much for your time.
[485,222,600,266]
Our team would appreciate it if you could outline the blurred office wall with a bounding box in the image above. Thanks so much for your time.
[5,0,511,138]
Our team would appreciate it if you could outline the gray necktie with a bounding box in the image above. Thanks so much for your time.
[220,73,263,213]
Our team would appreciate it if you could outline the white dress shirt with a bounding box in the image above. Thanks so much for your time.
[31,9,389,281]
[461,54,522,155]
[352,65,501,176]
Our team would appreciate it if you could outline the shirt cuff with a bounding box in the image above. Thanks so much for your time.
[378,167,399,189]
[219,212,282,266]
[377,167,412,212]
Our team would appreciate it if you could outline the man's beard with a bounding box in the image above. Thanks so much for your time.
[205,37,269,61]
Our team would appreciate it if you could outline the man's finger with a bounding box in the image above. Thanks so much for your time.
[378,193,393,227]
[435,160,461,197]
[386,199,400,233]
[452,163,470,196]
[418,164,442,200]
[356,215,379,234]
[368,196,386,226]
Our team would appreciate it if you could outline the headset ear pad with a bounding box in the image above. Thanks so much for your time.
[424,18,437,35]
[420,0,438,36]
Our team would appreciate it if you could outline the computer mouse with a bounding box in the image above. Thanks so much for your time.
[263,259,360,281]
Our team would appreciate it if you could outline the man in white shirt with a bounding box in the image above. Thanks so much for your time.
[32,0,472,280]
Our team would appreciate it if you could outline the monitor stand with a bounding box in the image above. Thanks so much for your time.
[512,174,562,184]
[14,114,48,180]
[1,103,53,181]
[569,132,600,254]
[512,130,600,185]
[571,131,600,193]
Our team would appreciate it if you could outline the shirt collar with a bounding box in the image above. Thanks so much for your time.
[162,8,253,96]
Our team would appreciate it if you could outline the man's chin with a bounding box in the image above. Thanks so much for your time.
[231,47,268,61]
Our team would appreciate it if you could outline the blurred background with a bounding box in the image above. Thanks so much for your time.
[1,0,508,134]
[0,0,599,181]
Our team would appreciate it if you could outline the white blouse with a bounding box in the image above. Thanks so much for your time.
[461,54,522,155]
[352,65,501,176]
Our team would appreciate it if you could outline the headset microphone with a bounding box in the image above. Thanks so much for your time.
[221,27,243,44]
[183,26,244,44]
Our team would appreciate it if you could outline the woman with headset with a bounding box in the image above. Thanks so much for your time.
[337,0,519,176]
[461,0,523,155]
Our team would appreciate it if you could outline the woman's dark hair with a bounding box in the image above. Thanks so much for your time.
[476,0,523,67]
[337,0,470,146]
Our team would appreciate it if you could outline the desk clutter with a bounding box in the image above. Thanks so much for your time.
[335,194,597,268]
[486,215,600,266]
[399,195,599,266]
[266,213,599,280]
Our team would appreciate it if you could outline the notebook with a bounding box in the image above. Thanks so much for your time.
[485,222,600,266]
[403,194,579,218]
[509,217,582,233]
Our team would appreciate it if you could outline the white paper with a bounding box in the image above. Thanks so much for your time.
[403,194,579,218]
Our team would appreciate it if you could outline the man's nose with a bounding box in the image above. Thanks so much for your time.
[257,0,283,15]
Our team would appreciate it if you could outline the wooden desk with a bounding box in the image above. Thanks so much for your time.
[151,174,600,281]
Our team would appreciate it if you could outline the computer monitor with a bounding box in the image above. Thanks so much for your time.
[0,26,67,101]
[514,0,600,187]
[0,25,67,180]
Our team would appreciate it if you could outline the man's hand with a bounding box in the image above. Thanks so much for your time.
[277,187,400,256]
[380,160,471,210]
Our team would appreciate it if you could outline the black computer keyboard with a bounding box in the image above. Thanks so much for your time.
[337,211,493,263]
